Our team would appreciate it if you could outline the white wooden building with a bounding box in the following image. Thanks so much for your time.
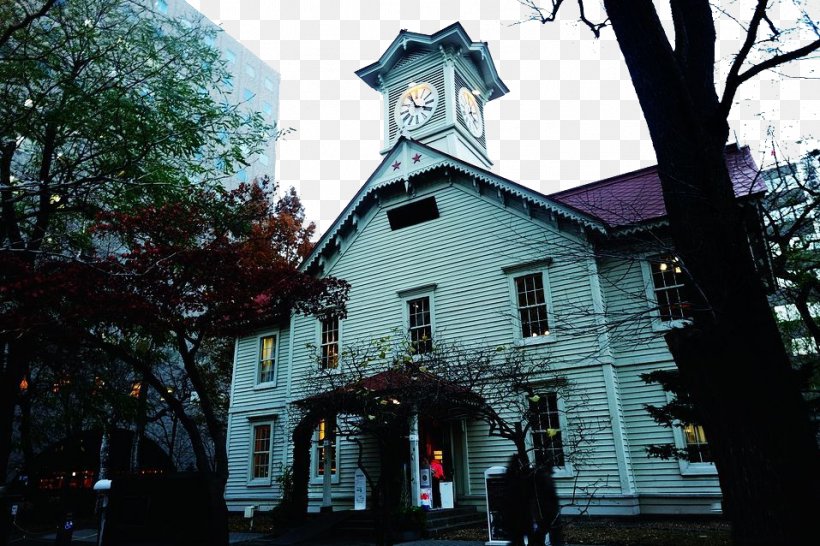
[224,23,765,517]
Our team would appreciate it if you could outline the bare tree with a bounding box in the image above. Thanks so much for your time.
[519,1,820,542]
[292,334,606,541]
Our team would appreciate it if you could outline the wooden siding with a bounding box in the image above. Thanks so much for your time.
[226,174,721,514]
[618,362,721,496]
[597,253,671,364]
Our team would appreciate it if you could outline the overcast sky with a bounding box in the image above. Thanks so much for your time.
[187,0,820,235]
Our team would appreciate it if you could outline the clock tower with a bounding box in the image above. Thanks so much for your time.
[356,23,508,169]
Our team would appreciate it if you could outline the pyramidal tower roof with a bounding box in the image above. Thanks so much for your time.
[355,22,509,101]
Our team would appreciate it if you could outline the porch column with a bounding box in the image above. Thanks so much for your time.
[409,406,421,507]
[321,427,333,511]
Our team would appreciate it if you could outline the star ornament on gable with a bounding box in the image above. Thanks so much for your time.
[412,153,422,163]
[392,160,401,171]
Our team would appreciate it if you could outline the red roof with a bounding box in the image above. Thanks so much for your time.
[550,144,765,228]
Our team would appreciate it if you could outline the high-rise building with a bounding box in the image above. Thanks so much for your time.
[155,0,280,184]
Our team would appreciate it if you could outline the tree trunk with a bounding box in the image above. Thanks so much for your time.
[130,373,148,473]
[291,418,316,523]
[99,424,111,480]
[603,1,819,543]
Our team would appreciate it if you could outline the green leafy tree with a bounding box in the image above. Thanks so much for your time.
[520,1,819,543]
[0,0,271,533]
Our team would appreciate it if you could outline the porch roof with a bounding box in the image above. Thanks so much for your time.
[294,367,484,420]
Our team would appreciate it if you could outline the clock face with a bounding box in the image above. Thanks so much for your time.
[394,82,439,131]
[458,87,483,138]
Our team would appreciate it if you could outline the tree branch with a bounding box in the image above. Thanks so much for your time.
[720,0,820,117]
[514,0,608,36]
[0,0,59,50]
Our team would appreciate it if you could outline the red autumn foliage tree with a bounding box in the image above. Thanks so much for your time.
[2,178,348,543]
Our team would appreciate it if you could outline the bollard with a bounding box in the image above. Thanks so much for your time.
[55,511,73,545]
[94,479,112,546]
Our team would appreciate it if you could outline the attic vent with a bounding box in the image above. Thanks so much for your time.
[387,197,440,230]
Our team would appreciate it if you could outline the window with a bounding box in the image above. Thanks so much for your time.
[243,88,254,102]
[237,168,248,183]
[258,154,269,166]
[312,418,338,480]
[258,335,276,384]
[527,392,565,468]
[225,49,236,64]
[683,423,712,463]
[649,255,691,322]
[263,77,275,91]
[245,64,256,79]
[514,273,550,338]
[251,423,272,480]
[154,0,168,13]
[320,317,339,369]
[262,101,273,116]
[408,296,432,354]
[387,197,439,230]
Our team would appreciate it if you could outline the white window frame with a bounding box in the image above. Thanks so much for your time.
[248,420,274,485]
[641,255,693,332]
[398,284,437,356]
[310,418,341,485]
[256,332,278,387]
[505,263,556,346]
[315,316,342,371]
[672,421,717,476]
[524,390,573,478]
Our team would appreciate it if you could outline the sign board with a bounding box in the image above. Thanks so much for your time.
[439,482,454,509]
[419,467,431,488]
[484,466,510,545]
[419,487,433,509]
[354,468,366,511]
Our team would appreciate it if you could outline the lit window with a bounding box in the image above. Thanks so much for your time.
[243,88,254,102]
[237,168,248,183]
[154,0,168,13]
[408,296,432,354]
[258,335,276,384]
[514,273,550,338]
[245,64,256,79]
[320,317,339,369]
[313,418,337,478]
[251,424,272,479]
[650,255,691,322]
[528,392,564,468]
[683,423,712,463]
[262,101,273,116]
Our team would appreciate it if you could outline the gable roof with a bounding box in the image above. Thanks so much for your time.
[355,22,509,101]
[300,138,607,273]
[301,141,767,273]
[549,144,765,228]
